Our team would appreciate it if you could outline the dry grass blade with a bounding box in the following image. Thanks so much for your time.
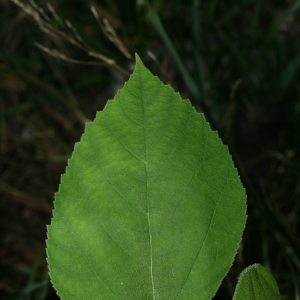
[46,1,63,26]
[91,5,132,59]
[65,19,84,43]
[34,42,111,67]
[0,182,52,214]
[147,50,175,86]
[9,0,130,75]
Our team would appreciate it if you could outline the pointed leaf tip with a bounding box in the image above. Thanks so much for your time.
[134,53,144,69]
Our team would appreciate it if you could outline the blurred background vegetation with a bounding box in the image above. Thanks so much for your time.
[0,0,300,299]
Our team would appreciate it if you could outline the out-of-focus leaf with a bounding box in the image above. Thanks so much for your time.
[233,264,281,300]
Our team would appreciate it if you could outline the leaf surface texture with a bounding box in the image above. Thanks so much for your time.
[47,55,247,299]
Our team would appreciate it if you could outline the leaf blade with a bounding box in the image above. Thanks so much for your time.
[47,54,247,299]
[233,264,281,300]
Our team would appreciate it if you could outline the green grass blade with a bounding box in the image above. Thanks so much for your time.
[250,0,263,30]
[147,10,200,100]
[191,0,205,100]
[36,269,50,300]
[25,251,44,300]
[218,30,258,86]
[279,53,300,97]
[0,282,46,300]
[267,0,300,41]
[218,0,253,26]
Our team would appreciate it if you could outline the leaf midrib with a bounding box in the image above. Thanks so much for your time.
[137,67,156,300]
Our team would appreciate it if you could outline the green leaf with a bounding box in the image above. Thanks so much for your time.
[47,54,247,299]
[233,264,281,300]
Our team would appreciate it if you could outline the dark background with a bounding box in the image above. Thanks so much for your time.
[1,0,300,299]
